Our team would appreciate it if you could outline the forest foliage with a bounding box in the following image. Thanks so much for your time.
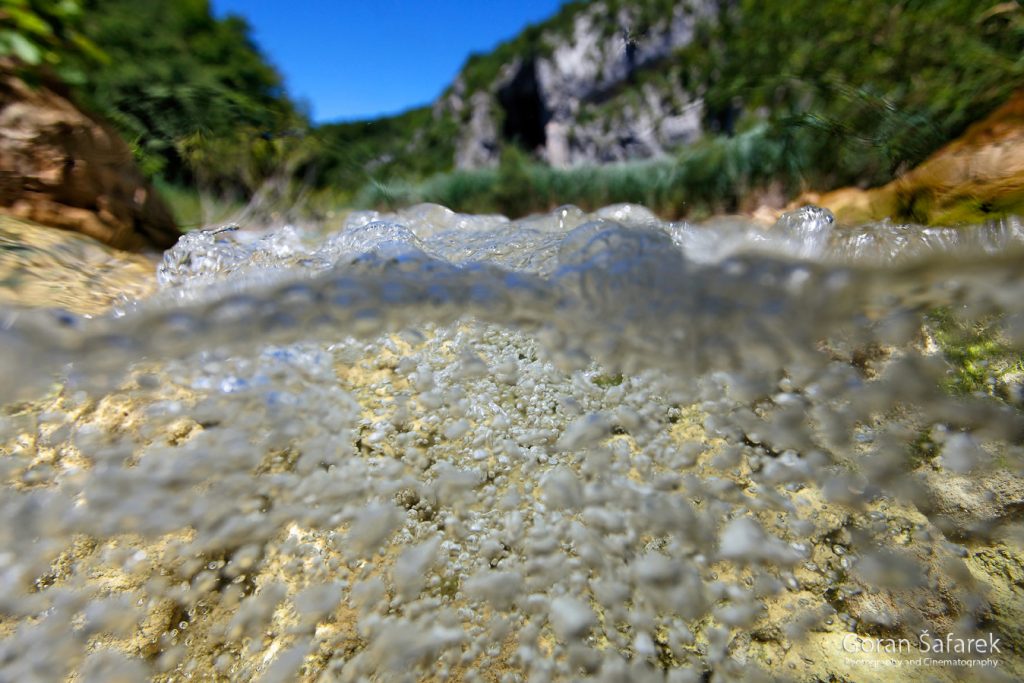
[689,0,1024,189]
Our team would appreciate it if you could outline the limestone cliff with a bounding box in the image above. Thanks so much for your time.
[436,0,718,169]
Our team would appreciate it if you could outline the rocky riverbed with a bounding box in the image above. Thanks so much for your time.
[0,205,1022,682]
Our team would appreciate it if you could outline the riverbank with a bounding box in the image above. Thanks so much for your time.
[790,89,1024,226]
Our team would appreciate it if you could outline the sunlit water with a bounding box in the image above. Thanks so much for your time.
[1,204,1023,681]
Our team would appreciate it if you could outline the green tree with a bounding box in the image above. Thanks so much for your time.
[67,0,304,194]
[0,0,104,81]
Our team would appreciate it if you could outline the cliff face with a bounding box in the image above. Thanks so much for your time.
[437,1,719,169]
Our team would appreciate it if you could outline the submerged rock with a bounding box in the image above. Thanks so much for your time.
[0,214,156,313]
[918,468,1024,541]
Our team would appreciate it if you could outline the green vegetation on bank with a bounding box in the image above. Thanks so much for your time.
[302,107,459,207]
[2,0,316,223]
[154,179,246,230]
[687,0,1024,189]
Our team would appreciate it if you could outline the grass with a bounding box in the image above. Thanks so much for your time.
[155,180,246,232]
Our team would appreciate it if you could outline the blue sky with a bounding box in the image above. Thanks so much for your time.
[210,0,568,124]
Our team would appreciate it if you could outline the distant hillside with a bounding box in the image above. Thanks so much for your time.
[311,0,1024,215]
[303,107,458,206]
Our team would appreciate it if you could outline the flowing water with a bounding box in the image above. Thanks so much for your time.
[1,204,1023,681]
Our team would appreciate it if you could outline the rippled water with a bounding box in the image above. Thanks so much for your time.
[1,204,1023,681]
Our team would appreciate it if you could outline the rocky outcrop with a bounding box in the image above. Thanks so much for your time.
[917,468,1024,542]
[0,67,180,251]
[562,82,704,165]
[439,1,717,169]
[453,91,501,170]
[790,90,1024,225]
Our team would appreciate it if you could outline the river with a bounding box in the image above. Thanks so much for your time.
[0,203,1022,681]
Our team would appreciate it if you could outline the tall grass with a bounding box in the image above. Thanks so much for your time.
[154,179,247,231]
[357,125,795,219]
